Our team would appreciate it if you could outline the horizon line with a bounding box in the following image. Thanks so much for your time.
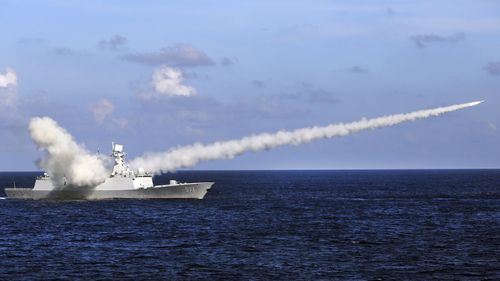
[0,168,499,173]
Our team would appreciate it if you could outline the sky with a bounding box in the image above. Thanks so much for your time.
[0,0,499,170]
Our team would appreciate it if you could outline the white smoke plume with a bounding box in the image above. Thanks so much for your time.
[29,117,108,188]
[130,101,483,173]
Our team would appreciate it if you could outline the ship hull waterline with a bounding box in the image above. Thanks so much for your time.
[5,182,214,200]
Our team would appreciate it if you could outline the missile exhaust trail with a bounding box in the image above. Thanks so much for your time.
[130,100,483,173]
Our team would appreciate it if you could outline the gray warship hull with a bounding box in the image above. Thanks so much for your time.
[5,143,214,200]
[5,182,213,200]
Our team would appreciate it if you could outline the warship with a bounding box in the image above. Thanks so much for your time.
[4,143,213,200]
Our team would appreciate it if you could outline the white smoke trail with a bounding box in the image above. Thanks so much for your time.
[130,101,483,173]
[29,117,108,188]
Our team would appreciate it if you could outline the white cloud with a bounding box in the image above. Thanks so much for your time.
[89,99,114,124]
[0,68,17,88]
[0,68,18,108]
[150,66,196,97]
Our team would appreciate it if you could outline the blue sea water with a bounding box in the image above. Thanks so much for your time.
[0,170,499,280]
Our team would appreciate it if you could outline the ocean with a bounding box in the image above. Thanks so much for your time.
[0,170,499,280]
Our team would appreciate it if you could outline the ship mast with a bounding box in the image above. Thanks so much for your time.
[111,142,133,177]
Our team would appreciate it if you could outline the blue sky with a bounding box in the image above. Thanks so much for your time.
[0,0,499,170]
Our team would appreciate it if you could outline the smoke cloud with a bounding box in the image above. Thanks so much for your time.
[29,117,108,188]
[130,101,482,173]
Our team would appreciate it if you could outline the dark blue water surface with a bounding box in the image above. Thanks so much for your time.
[0,170,499,280]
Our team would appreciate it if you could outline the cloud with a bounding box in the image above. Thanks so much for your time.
[0,68,25,130]
[0,68,18,108]
[303,90,338,104]
[348,65,368,74]
[98,35,127,51]
[121,43,214,67]
[484,61,500,76]
[252,80,266,88]
[281,82,338,104]
[220,57,238,66]
[410,32,466,49]
[53,47,80,56]
[395,18,500,34]
[142,66,196,98]
[386,7,395,17]
[111,117,128,128]
[488,122,496,131]
[89,99,128,128]
[138,94,310,134]
[0,68,17,88]
[89,99,114,124]
[17,37,44,45]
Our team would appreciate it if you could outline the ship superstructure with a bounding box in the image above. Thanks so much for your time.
[5,143,213,200]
